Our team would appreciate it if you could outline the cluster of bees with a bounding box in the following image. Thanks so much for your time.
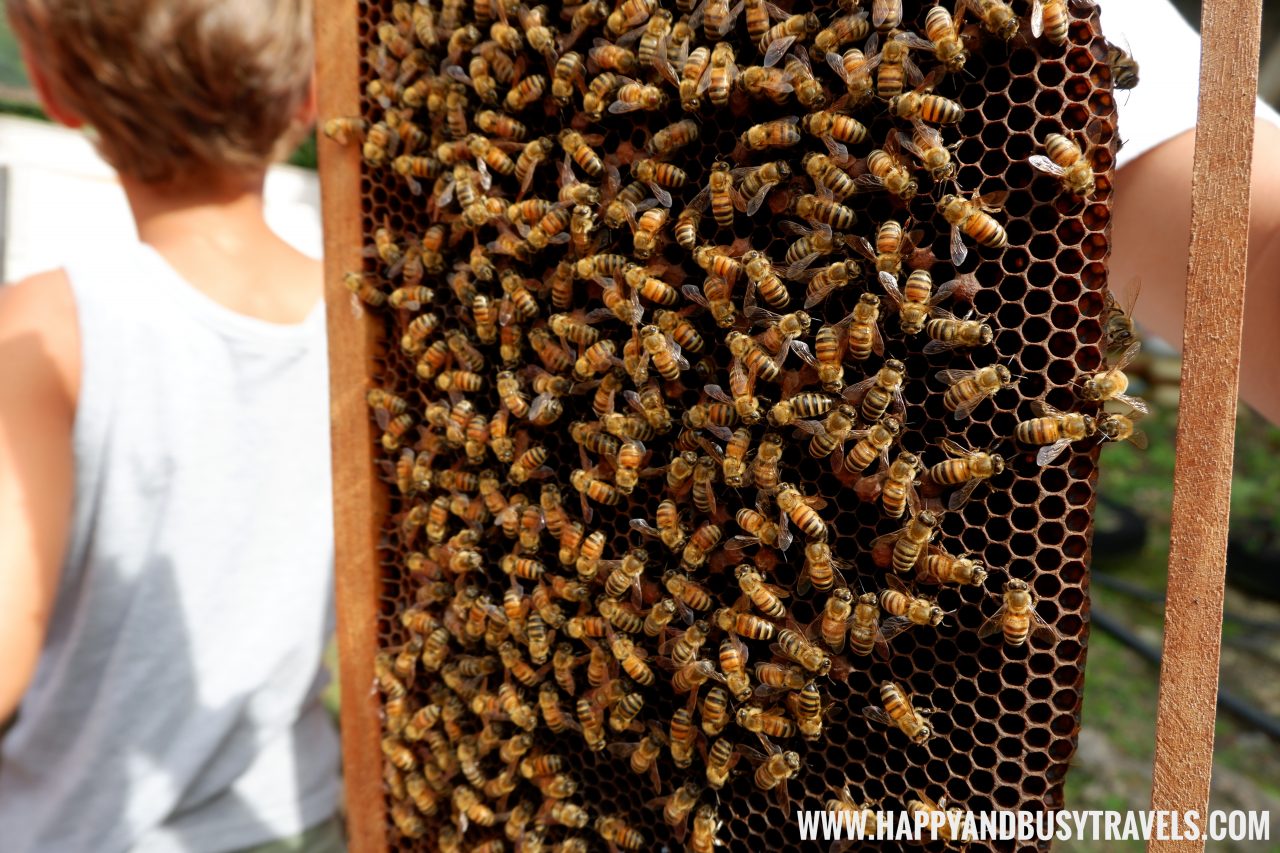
[327,0,1142,848]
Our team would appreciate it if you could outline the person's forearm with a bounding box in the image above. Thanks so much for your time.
[1111,120,1280,425]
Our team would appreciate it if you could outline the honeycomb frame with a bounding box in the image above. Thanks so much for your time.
[329,0,1121,849]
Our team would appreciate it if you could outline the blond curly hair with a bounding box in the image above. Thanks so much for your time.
[7,0,314,186]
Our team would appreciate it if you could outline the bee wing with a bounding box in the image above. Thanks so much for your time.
[870,319,886,357]
[645,181,674,208]
[903,55,924,87]
[1126,430,1150,450]
[948,224,969,266]
[629,518,663,540]
[791,339,818,369]
[791,418,825,437]
[878,616,914,642]
[826,50,852,83]
[878,270,905,309]
[1029,154,1066,178]
[977,189,1009,210]
[853,470,885,503]
[1113,339,1143,372]
[861,704,894,727]
[608,98,645,114]
[951,392,988,422]
[1033,438,1072,467]
[869,529,902,549]
[900,31,936,52]
[762,35,798,68]
[946,478,982,511]
[841,374,877,404]
[929,277,960,308]
[1030,0,1045,37]
[922,337,962,356]
[1030,610,1061,644]
[933,368,974,386]
[1029,399,1063,419]
[777,511,794,551]
[1114,393,1151,416]
[743,182,777,216]
[937,437,969,458]
[977,604,1008,640]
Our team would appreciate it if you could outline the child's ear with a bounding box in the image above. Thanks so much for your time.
[23,47,82,129]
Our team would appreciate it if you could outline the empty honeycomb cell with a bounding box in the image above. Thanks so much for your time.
[1001,247,1031,273]
[1037,62,1067,88]
[994,785,1023,809]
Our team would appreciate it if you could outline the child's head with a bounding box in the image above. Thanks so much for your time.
[7,0,314,188]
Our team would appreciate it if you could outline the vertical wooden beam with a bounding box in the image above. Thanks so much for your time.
[1148,0,1262,846]
[314,2,389,851]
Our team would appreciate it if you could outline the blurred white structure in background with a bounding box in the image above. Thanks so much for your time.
[0,115,322,282]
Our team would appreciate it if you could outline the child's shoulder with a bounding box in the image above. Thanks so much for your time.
[0,269,79,413]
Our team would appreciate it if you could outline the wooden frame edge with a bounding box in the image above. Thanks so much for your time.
[315,1,389,851]
[1148,1,1262,848]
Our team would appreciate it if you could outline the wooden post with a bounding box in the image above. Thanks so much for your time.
[315,2,390,851]
[1148,0,1262,847]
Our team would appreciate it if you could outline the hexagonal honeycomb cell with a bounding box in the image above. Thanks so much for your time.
[329,0,1122,849]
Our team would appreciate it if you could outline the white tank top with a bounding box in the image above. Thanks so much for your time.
[0,242,341,852]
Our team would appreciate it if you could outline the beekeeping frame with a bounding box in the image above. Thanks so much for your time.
[313,0,1263,850]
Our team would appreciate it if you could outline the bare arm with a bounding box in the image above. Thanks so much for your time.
[1111,119,1280,425]
[0,271,77,722]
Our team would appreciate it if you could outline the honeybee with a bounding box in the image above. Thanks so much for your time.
[551,51,586,106]
[828,46,874,106]
[589,39,640,75]
[890,76,962,126]
[794,192,857,231]
[689,805,723,853]
[863,679,932,744]
[704,738,740,791]
[924,307,994,354]
[872,510,938,578]
[559,128,604,176]
[681,521,723,571]
[775,482,827,547]
[737,160,791,215]
[606,0,656,36]
[907,793,977,845]
[839,415,897,478]
[899,121,955,180]
[774,626,831,675]
[583,70,624,120]
[759,13,820,66]
[1018,399,1100,466]
[856,450,922,519]
[918,548,989,587]
[812,11,871,60]
[322,116,367,146]
[1079,340,1149,414]
[664,570,715,616]
[649,118,700,156]
[505,72,548,111]
[922,3,968,72]
[739,63,796,106]
[669,706,698,768]
[843,358,907,423]
[844,591,889,659]
[706,360,765,426]
[784,50,827,109]
[768,392,835,428]
[610,77,668,113]
[801,152,858,204]
[928,438,1006,510]
[964,0,1021,40]
[674,44,712,111]
[1106,40,1140,90]
[859,143,919,201]
[1031,129,1099,197]
[751,432,783,493]
[745,739,802,808]
[736,705,797,740]
[815,587,853,652]
[793,403,858,465]
[1098,411,1149,451]
[702,0,743,40]
[867,29,929,97]
[608,728,666,791]
[936,364,1014,420]
[632,158,688,207]
[938,189,1008,265]
[740,116,802,150]
[980,578,1060,646]
[509,444,551,484]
